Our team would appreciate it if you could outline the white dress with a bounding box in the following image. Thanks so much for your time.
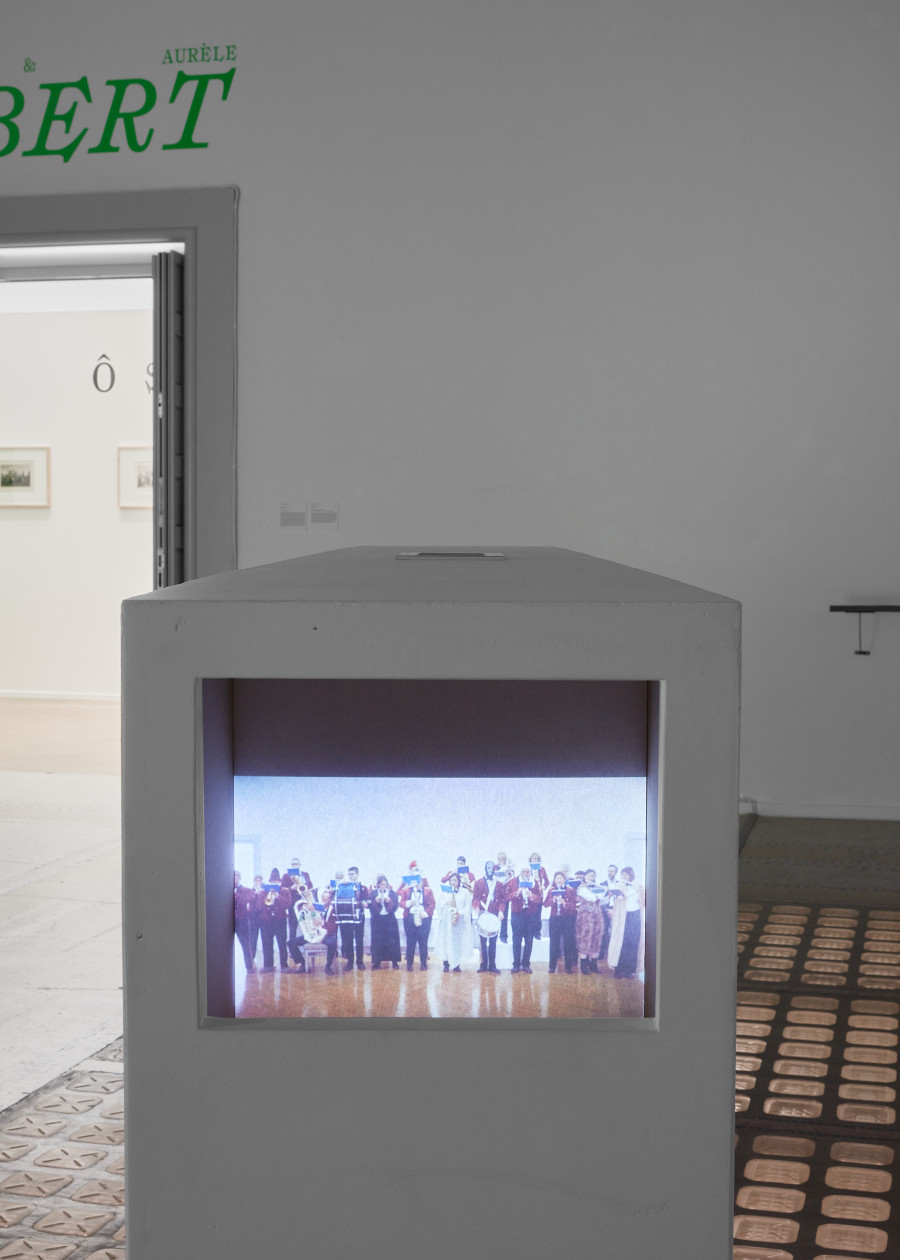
[435,886,474,968]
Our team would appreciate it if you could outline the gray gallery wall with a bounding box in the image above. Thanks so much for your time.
[3,0,899,815]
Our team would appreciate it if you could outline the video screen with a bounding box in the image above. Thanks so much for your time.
[232,773,647,1020]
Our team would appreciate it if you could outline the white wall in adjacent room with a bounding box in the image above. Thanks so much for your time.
[0,282,153,696]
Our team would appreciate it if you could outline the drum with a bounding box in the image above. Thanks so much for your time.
[335,882,360,924]
[477,911,501,939]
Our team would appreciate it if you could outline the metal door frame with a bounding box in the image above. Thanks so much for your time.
[0,187,237,580]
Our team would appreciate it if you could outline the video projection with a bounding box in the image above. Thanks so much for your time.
[214,679,652,1022]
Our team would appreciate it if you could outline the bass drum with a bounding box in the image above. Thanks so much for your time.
[477,911,501,939]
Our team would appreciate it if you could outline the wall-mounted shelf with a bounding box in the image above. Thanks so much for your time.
[829,604,900,655]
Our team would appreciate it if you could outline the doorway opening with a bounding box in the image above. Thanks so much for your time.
[0,188,237,1105]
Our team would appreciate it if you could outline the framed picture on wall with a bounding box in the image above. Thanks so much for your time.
[118,446,153,509]
[0,447,50,508]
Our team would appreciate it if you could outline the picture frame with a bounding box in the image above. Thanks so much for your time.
[0,447,50,508]
[118,446,153,509]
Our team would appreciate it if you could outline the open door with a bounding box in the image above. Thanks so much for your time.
[152,252,185,588]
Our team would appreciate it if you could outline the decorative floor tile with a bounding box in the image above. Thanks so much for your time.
[32,1146,106,1170]
[34,1095,103,1116]
[0,1140,36,1162]
[0,1171,73,1198]
[0,1199,35,1226]
[67,1124,124,1147]
[0,1242,77,1259]
[87,1251,125,1260]
[0,1119,66,1141]
[33,1206,114,1237]
[104,1157,124,1177]
[71,1179,125,1206]
[112,1224,125,1241]
[98,1101,123,1122]
[735,902,899,1259]
[64,1076,122,1096]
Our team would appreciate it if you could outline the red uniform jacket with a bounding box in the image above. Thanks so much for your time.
[507,878,543,916]
[528,865,550,896]
[471,877,507,917]
[234,884,254,923]
[441,868,474,890]
[544,885,577,918]
[398,883,436,920]
[256,888,291,923]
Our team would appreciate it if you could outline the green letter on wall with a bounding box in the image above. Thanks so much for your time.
[162,67,234,150]
[0,87,25,157]
[22,77,92,162]
[88,79,158,153]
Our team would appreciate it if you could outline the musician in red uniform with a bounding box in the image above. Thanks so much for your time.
[544,871,577,973]
[494,850,514,943]
[527,852,550,940]
[398,864,436,970]
[318,888,339,974]
[441,855,475,892]
[258,869,291,972]
[334,870,367,970]
[472,860,507,974]
[347,867,369,969]
[507,866,543,973]
[284,860,314,952]
[234,871,255,973]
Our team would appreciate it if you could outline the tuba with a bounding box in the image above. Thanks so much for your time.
[294,885,326,944]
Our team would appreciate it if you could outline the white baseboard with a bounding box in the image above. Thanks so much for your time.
[0,690,120,702]
[754,800,900,823]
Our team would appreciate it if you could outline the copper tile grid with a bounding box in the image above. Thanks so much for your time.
[735,905,900,1258]
[738,904,900,994]
[0,1040,124,1260]
[734,1130,898,1259]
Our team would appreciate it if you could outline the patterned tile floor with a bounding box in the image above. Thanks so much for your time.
[734,903,899,1258]
[0,1039,125,1260]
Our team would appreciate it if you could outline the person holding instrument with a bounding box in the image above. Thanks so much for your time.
[317,888,339,974]
[609,866,645,980]
[347,866,369,969]
[575,868,604,974]
[527,851,550,940]
[508,865,542,973]
[258,868,291,972]
[334,869,366,970]
[472,860,506,974]
[441,855,474,892]
[233,871,255,973]
[544,870,577,973]
[435,871,473,972]
[399,866,435,970]
[369,875,401,969]
[494,850,514,943]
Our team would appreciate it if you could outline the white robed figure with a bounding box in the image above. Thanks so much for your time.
[435,873,474,971]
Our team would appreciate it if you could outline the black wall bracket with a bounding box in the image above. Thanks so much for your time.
[829,605,900,656]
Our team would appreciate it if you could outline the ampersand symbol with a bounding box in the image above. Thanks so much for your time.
[23,58,36,72]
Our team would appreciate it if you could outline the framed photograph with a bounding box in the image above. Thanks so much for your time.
[0,447,50,508]
[118,446,153,509]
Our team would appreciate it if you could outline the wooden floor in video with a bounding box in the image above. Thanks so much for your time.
[235,958,644,1020]
[734,901,899,1259]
